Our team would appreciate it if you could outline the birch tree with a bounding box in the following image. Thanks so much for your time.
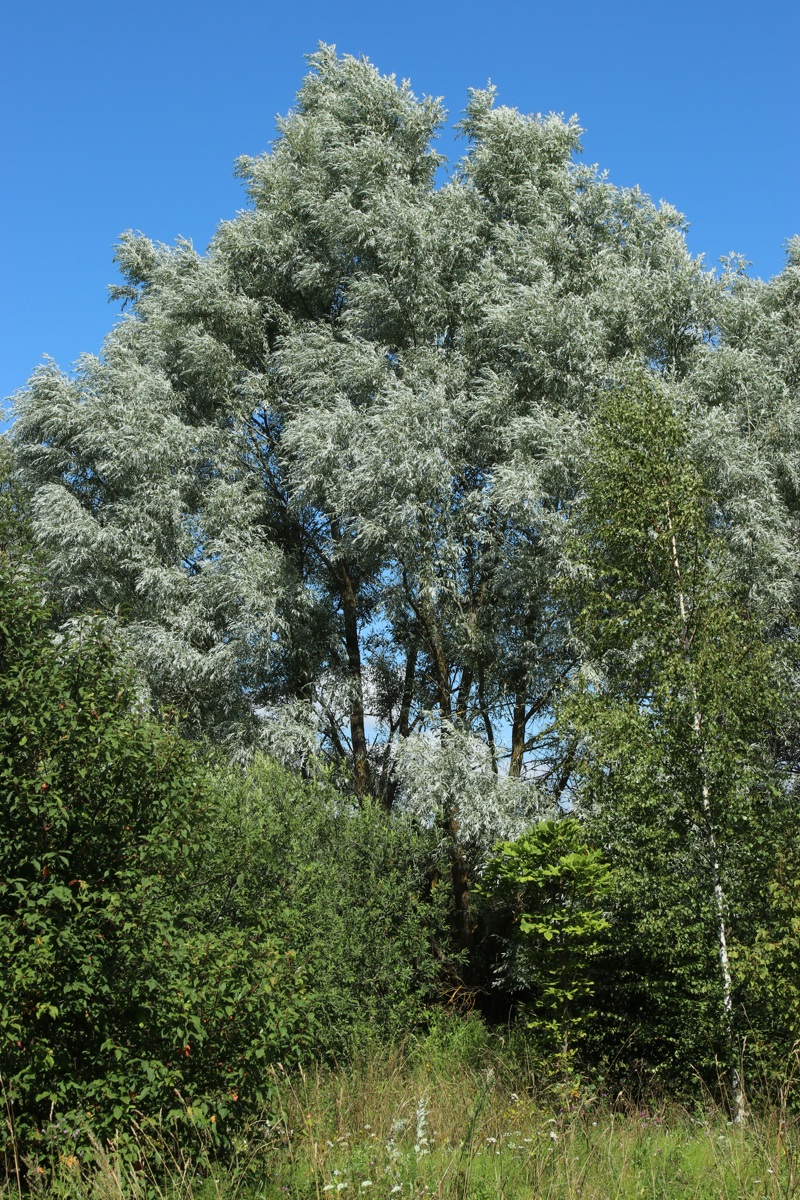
[562,376,790,1116]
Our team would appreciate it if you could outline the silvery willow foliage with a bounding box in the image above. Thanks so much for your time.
[12,48,799,847]
[396,724,550,861]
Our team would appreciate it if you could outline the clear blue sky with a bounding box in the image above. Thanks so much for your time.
[2,0,797,414]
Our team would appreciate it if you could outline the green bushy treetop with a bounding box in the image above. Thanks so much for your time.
[560,377,794,1108]
[206,756,454,1054]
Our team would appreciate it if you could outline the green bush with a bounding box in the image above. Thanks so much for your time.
[207,756,452,1055]
[0,558,311,1164]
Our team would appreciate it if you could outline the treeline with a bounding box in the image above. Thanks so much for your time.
[3,46,800,1162]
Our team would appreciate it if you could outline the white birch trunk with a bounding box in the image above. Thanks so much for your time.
[668,508,745,1124]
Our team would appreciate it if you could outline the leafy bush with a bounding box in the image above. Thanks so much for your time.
[206,756,452,1055]
[732,833,800,1094]
[0,558,311,1164]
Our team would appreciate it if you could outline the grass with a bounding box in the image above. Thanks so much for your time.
[5,1032,800,1200]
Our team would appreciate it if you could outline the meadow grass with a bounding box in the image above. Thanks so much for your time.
[5,1034,800,1200]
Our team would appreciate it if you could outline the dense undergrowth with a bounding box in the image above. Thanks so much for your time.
[5,1025,800,1199]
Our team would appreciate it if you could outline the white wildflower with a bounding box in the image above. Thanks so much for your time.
[414,1095,430,1157]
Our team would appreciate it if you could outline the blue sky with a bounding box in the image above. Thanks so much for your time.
[2,0,797,414]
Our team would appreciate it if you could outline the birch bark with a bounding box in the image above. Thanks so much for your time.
[667,501,745,1123]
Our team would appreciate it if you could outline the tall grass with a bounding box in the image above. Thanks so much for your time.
[4,1031,799,1199]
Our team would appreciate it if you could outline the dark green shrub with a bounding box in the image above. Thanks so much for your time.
[0,558,311,1164]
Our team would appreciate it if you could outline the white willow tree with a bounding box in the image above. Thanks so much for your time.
[13,48,724,769]
[12,48,797,944]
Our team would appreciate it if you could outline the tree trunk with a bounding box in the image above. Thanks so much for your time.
[454,666,473,728]
[381,643,418,812]
[509,691,526,778]
[668,503,745,1124]
[696,711,745,1124]
[341,572,369,797]
[477,665,498,774]
[449,835,474,956]
[331,535,369,797]
[398,643,417,740]
[411,584,475,956]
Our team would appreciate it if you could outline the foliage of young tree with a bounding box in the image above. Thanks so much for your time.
[0,557,311,1164]
[734,816,800,1087]
[478,818,611,1057]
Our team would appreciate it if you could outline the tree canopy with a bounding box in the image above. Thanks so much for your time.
[18,47,799,803]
